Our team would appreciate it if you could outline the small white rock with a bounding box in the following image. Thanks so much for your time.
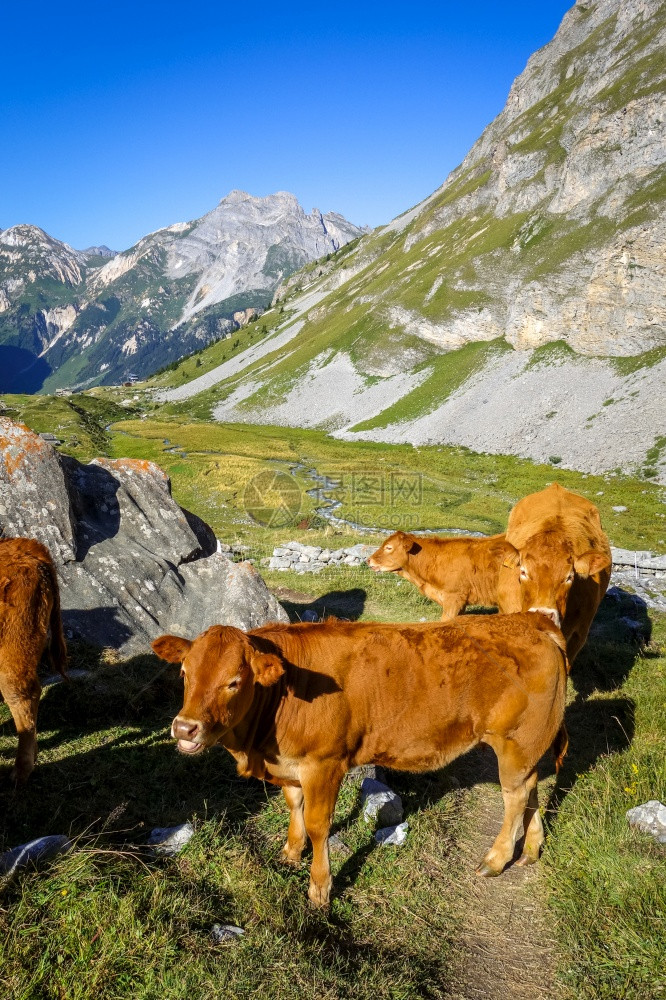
[375,821,409,846]
[147,821,194,855]
[211,923,244,944]
[0,835,72,874]
[361,778,403,827]
[626,800,666,844]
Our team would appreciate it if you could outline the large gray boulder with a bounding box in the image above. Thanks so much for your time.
[0,418,287,655]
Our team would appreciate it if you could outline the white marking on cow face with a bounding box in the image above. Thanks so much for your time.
[528,607,561,628]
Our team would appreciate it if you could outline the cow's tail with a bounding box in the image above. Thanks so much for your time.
[44,559,68,678]
[552,723,568,774]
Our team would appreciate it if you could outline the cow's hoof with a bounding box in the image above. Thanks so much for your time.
[9,764,32,786]
[308,882,331,909]
[515,852,538,868]
[280,847,302,867]
[476,861,501,877]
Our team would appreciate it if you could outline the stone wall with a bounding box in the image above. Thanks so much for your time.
[267,541,376,573]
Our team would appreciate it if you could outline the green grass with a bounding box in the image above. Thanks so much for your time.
[544,604,666,999]
[106,417,666,554]
[2,407,666,998]
[0,392,135,459]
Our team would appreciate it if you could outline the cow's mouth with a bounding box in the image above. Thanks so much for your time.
[176,738,206,755]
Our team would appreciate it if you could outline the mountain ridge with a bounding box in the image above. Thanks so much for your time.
[0,191,365,392]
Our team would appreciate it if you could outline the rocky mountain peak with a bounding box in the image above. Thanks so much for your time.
[0,189,364,391]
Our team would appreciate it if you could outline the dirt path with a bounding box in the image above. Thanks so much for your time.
[447,753,562,1000]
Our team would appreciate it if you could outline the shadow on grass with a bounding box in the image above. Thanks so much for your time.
[0,649,268,852]
[279,587,367,622]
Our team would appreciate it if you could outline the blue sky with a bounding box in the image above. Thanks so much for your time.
[2,1,572,251]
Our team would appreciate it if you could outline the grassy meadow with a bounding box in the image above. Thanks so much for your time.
[0,400,665,999]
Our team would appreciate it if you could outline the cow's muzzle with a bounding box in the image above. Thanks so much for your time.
[529,607,561,628]
[171,716,206,755]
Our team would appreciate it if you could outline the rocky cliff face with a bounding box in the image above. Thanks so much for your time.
[0,418,287,655]
[0,193,364,393]
[166,0,665,481]
[274,0,665,361]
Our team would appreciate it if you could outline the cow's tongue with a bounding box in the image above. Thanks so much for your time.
[177,738,203,754]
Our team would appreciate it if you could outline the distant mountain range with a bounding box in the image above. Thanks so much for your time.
[0,191,366,392]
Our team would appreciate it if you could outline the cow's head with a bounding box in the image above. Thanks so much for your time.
[502,530,610,627]
[367,531,421,572]
[152,625,284,754]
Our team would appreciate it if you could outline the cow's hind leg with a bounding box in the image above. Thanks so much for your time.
[281,784,306,865]
[0,670,41,784]
[514,770,544,867]
[477,738,534,877]
[301,764,345,908]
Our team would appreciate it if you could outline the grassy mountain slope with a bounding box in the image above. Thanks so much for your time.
[156,0,666,482]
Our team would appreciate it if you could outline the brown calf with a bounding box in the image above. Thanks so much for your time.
[497,483,612,661]
[154,614,568,907]
[367,531,515,619]
[0,538,67,782]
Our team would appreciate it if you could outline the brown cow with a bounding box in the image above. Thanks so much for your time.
[367,531,514,619]
[0,538,67,782]
[497,483,612,662]
[154,614,568,907]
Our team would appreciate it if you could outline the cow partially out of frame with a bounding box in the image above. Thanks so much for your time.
[0,537,67,782]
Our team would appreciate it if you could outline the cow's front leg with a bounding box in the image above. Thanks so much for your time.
[301,764,345,908]
[0,672,41,784]
[438,594,465,621]
[477,742,533,876]
[280,784,306,865]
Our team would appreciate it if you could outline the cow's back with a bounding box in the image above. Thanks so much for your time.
[400,533,511,613]
[250,616,567,772]
[506,483,605,552]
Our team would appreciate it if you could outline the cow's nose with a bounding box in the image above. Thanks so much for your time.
[171,716,200,741]
[529,607,561,628]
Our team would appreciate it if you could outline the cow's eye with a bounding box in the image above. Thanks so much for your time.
[520,566,529,581]
[180,667,185,679]
[227,678,240,690]
[565,572,575,585]
[385,545,393,552]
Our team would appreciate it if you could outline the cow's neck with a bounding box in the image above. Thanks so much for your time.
[402,553,428,588]
[223,676,286,778]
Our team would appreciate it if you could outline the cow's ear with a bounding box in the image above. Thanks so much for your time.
[502,545,520,568]
[250,651,284,687]
[574,550,611,578]
[407,537,422,555]
[152,635,193,662]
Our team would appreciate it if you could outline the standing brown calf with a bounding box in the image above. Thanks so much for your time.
[154,613,568,907]
[367,531,515,619]
[0,537,67,782]
[497,483,612,661]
